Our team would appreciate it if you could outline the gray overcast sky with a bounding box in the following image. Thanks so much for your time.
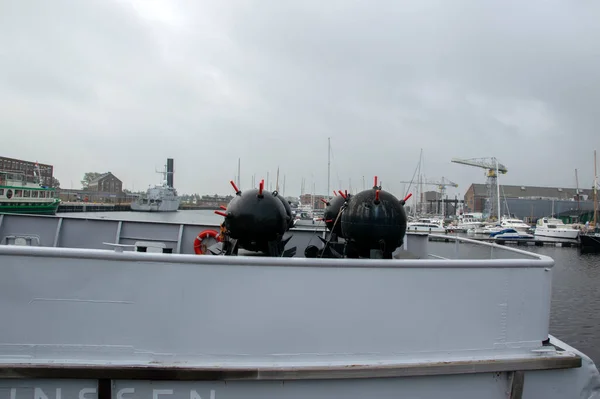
[1,0,599,198]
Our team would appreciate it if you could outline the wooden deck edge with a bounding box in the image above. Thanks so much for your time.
[0,354,582,381]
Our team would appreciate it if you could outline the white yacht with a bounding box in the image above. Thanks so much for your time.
[534,217,580,240]
[131,159,180,212]
[455,213,485,232]
[500,216,531,233]
[406,217,446,233]
[482,223,504,234]
[467,223,503,235]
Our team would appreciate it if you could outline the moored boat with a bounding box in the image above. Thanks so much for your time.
[406,217,446,233]
[500,216,531,233]
[455,213,485,232]
[130,182,180,212]
[580,224,600,253]
[534,217,580,240]
[490,227,534,240]
[130,158,180,212]
[0,165,60,215]
[580,150,599,253]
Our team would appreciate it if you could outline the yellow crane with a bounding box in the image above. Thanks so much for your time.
[450,157,507,221]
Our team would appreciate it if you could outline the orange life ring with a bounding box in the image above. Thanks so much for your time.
[193,229,220,255]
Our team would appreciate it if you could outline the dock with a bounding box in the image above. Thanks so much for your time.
[179,204,222,210]
[429,235,580,247]
[57,203,131,213]
[57,203,222,212]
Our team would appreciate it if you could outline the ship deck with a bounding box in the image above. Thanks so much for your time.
[0,212,564,259]
[1,213,600,398]
[0,335,582,380]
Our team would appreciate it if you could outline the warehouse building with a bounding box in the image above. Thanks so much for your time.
[87,172,123,193]
[464,183,595,222]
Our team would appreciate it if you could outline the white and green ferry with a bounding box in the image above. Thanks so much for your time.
[0,167,60,215]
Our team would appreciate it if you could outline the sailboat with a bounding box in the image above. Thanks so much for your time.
[579,150,600,252]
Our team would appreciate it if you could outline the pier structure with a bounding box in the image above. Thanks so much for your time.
[57,203,131,213]
[429,234,580,248]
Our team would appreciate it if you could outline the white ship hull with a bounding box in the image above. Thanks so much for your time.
[505,225,531,233]
[130,198,180,212]
[493,232,534,240]
[406,225,446,233]
[454,216,485,232]
[468,226,502,235]
[534,228,580,240]
[534,218,580,240]
[500,218,532,233]
[407,218,446,234]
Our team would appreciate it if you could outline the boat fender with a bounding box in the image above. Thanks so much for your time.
[218,223,227,242]
[6,189,12,199]
[193,229,221,255]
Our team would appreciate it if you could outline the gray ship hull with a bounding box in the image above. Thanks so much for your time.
[130,198,180,212]
[0,213,599,398]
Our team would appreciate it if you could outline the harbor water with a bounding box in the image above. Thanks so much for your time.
[60,209,600,365]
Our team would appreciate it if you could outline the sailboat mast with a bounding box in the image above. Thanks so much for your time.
[237,158,242,189]
[495,157,501,221]
[418,149,423,215]
[276,167,280,192]
[327,137,331,200]
[440,178,445,219]
[594,150,598,226]
[575,169,580,211]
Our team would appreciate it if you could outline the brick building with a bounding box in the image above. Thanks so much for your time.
[300,193,328,210]
[87,172,122,193]
[0,156,54,187]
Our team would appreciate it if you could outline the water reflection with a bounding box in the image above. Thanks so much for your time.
[545,249,600,363]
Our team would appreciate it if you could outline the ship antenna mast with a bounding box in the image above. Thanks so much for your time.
[155,163,167,185]
[327,137,331,201]
[594,150,598,226]
[34,161,41,185]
